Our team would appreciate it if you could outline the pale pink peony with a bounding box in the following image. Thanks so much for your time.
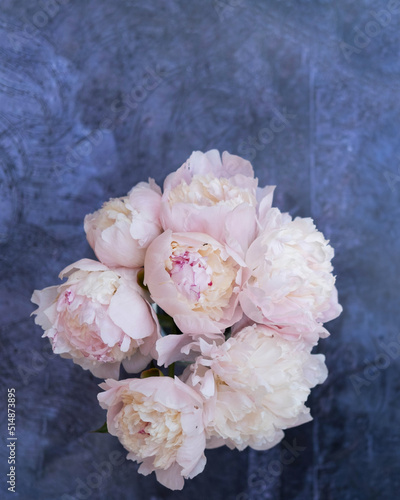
[240,208,342,345]
[160,150,273,257]
[98,376,207,490]
[84,179,162,268]
[31,259,160,379]
[184,324,328,451]
[145,230,245,338]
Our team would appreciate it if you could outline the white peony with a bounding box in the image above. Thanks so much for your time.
[98,376,207,490]
[184,324,328,451]
[240,208,342,345]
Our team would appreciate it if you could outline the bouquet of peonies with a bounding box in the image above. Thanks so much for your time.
[32,150,342,490]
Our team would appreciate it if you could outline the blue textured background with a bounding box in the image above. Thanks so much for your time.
[1,1,399,499]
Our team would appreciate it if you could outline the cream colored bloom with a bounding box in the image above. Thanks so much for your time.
[240,208,342,345]
[185,324,328,451]
[98,376,207,490]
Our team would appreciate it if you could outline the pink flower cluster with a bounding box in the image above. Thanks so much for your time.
[32,150,342,490]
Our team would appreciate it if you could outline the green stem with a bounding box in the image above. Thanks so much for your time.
[168,363,175,378]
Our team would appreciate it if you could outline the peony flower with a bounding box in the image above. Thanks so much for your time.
[184,324,328,451]
[98,376,207,490]
[160,150,272,257]
[240,208,342,345]
[31,259,160,379]
[84,179,162,268]
[145,230,245,337]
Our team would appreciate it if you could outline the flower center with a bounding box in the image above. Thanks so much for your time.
[165,240,238,320]
[98,198,131,230]
[168,245,213,302]
[117,392,184,469]
[168,174,256,208]
[54,272,135,363]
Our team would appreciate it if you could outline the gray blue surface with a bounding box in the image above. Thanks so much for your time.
[1,1,399,499]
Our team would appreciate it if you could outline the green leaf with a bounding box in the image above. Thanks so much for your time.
[168,362,175,378]
[156,310,182,335]
[137,269,148,291]
[224,327,232,340]
[140,367,164,379]
[91,422,108,433]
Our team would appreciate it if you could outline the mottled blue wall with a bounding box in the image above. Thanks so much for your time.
[1,1,399,499]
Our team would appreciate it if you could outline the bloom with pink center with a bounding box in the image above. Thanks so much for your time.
[98,376,207,490]
[31,259,160,379]
[145,230,245,343]
[160,150,272,257]
[240,208,342,345]
[84,179,162,268]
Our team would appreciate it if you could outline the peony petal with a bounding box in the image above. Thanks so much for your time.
[156,334,195,367]
[59,258,109,279]
[108,283,155,339]
[122,350,152,373]
[155,463,185,490]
